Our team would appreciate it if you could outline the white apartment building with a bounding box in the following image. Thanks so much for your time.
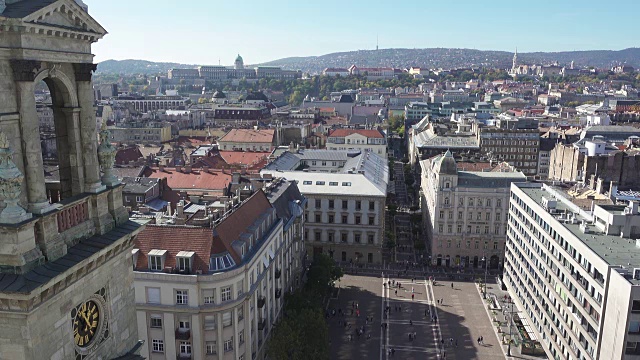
[133,181,305,360]
[326,128,387,157]
[420,151,526,268]
[262,149,388,264]
[505,182,640,360]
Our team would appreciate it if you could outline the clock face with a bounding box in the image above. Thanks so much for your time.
[72,300,100,348]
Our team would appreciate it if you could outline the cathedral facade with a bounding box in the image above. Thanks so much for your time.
[0,1,144,359]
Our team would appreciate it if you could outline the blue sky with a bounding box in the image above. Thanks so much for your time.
[86,0,639,65]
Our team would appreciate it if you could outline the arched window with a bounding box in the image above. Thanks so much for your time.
[444,197,450,205]
[445,182,450,188]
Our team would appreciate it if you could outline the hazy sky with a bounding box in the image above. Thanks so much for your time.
[86,0,639,65]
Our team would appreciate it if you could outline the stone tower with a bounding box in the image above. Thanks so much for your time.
[0,1,144,359]
[234,53,244,69]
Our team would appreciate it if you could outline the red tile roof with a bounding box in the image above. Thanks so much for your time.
[328,128,385,139]
[219,151,270,167]
[133,190,273,273]
[145,167,231,192]
[134,225,213,272]
[218,129,275,144]
[115,146,144,165]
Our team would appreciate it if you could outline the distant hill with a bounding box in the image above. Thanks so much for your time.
[97,48,640,75]
[260,48,640,74]
[96,59,195,75]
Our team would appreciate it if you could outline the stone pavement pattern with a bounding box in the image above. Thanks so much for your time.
[329,274,507,359]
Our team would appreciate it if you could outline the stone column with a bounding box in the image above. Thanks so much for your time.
[73,63,105,193]
[11,60,52,214]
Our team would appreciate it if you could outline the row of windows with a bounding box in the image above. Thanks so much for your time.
[151,338,241,355]
[438,239,498,250]
[439,210,502,221]
[146,283,242,305]
[308,213,376,225]
[150,311,245,333]
[311,199,376,210]
[436,223,505,235]
[442,197,502,207]
[307,230,375,244]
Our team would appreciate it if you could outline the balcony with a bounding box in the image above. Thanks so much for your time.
[258,296,266,308]
[275,288,282,299]
[275,268,281,279]
[258,318,266,330]
[175,328,191,340]
[177,354,192,360]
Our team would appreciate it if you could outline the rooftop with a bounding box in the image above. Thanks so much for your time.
[328,128,385,139]
[517,183,640,275]
[218,129,275,143]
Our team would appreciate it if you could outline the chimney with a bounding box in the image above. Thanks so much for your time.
[159,164,165,172]
[203,165,210,173]
[232,172,241,185]
[177,200,185,218]
[185,165,192,173]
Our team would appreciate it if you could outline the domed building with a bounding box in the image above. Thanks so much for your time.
[234,54,244,69]
[420,150,525,270]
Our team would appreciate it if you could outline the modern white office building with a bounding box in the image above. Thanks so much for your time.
[505,182,640,360]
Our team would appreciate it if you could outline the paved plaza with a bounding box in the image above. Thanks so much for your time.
[328,274,506,359]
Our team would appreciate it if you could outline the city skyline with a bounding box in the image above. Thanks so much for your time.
[86,0,640,65]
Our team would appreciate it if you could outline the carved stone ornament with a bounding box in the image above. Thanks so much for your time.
[10,60,42,82]
[73,63,97,82]
[97,121,118,186]
[0,130,31,223]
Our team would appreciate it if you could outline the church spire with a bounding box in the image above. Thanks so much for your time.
[512,47,518,70]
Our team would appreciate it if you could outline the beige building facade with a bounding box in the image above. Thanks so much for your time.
[133,182,306,360]
[420,152,525,269]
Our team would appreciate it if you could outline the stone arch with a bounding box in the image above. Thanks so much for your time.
[34,65,78,108]
[33,65,86,200]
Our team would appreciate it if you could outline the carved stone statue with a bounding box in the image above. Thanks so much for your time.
[0,130,31,223]
[97,121,118,186]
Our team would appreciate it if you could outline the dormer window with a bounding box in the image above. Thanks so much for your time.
[210,253,236,271]
[176,251,195,273]
[148,249,167,271]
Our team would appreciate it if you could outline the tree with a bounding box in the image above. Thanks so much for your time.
[306,254,343,295]
[267,308,329,360]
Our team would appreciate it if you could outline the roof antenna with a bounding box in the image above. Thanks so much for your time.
[376,34,379,51]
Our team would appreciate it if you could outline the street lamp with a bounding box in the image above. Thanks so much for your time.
[482,255,488,299]
[504,295,516,356]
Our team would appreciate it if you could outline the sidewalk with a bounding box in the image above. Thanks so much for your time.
[476,281,547,360]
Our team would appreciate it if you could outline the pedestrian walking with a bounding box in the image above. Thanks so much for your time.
[480,336,484,344]
[441,298,444,305]
[451,283,454,289]
[412,293,415,300]
[409,320,412,326]
[455,339,458,348]
[477,337,480,344]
